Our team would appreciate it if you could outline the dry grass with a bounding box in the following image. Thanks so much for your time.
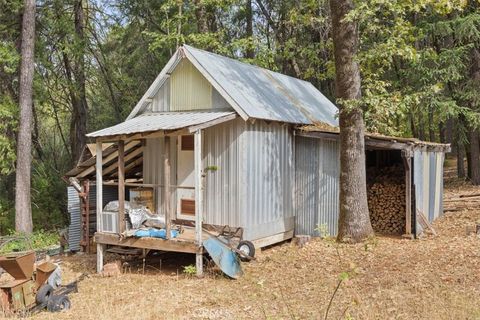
[4,174,480,319]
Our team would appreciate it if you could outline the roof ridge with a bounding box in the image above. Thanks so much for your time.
[182,44,313,85]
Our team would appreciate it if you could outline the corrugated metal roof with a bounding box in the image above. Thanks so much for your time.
[87,111,235,138]
[183,45,338,126]
[126,45,338,126]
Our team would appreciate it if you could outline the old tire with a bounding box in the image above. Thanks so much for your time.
[36,284,54,304]
[237,240,255,261]
[47,294,71,312]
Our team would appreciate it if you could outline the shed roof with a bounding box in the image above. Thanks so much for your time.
[87,110,236,139]
[126,45,338,126]
[297,126,451,153]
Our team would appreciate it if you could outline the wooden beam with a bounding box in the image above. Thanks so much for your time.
[188,113,237,133]
[95,141,104,273]
[251,230,294,249]
[295,131,340,141]
[194,129,204,276]
[102,146,143,176]
[78,140,140,178]
[94,232,197,253]
[118,140,125,234]
[164,136,171,240]
[403,153,412,236]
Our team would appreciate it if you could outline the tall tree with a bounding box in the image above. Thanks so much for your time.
[330,0,373,242]
[15,0,36,233]
[70,0,88,164]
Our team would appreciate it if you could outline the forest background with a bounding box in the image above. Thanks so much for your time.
[0,0,479,233]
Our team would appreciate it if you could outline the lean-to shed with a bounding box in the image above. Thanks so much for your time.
[65,45,449,275]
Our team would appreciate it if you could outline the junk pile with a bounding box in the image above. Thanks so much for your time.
[0,250,77,314]
[103,201,180,239]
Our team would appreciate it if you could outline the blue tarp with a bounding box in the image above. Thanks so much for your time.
[134,228,179,239]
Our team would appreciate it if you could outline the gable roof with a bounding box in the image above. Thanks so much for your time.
[127,45,338,126]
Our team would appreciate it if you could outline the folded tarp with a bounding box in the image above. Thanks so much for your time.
[134,228,179,239]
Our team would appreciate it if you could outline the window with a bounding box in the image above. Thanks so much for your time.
[181,135,194,151]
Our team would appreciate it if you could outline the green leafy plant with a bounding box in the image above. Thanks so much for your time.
[0,230,59,254]
[182,264,197,277]
[315,223,330,238]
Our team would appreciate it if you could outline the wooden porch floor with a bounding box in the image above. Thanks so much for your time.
[94,227,203,254]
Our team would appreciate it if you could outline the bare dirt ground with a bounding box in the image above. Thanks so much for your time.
[8,169,480,319]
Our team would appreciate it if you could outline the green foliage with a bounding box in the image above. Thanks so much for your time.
[182,264,197,276]
[0,230,59,254]
[0,95,17,175]
[315,223,331,238]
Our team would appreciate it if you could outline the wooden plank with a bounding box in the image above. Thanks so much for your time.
[417,209,437,236]
[252,230,294,249]
[95,141,104,273]
[194,129,204,276]
[118,140,125,234]
[164,136,171,240]
[94,233,197,253]
[403,154,412,236]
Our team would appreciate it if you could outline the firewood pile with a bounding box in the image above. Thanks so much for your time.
[367,165,406,234]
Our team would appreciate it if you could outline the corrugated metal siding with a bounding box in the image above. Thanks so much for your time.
[294,136,340,237]
[67,187,81,252]
[203,118,245,227]
[170,59,212,111]
[151,78,170,112]
[413,149,445,235]
[242,121,294,240]
[143,137,177,215]
[68,184,120,249]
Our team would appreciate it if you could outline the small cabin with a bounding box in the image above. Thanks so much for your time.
[65,45,449,275]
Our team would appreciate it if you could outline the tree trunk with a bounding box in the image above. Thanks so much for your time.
[15,0,36,233]
[457,141,466,178]
[245,0,254,59]
[70,0,88,165]
[468,129,480,185]
[194,0,209,34]
[330,0,373,242]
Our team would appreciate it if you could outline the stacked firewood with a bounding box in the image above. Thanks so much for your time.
[367,166,406,234]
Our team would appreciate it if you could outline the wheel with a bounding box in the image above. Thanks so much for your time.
[237,240,255,262]
[36,284,54,304]
[47,294,71,312]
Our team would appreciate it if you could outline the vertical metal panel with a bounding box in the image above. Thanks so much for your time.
[203,118,245,227]
[151,78,170,112]
[67,187,81,252]
[242,121,295,240]
[170,59,212,111]
[428,152,436,221]
[413,149,446,236]
[294,136,340,237]
[68,184,120,249]
[203,119,295,240]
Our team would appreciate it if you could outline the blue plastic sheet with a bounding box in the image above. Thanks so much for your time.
[134,228,179,239]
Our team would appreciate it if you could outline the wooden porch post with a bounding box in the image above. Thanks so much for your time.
[118,140,125,234]
[164,136,171,239]
[96,141,106,273]
[194,129,204,276]
[402,149,412,237]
